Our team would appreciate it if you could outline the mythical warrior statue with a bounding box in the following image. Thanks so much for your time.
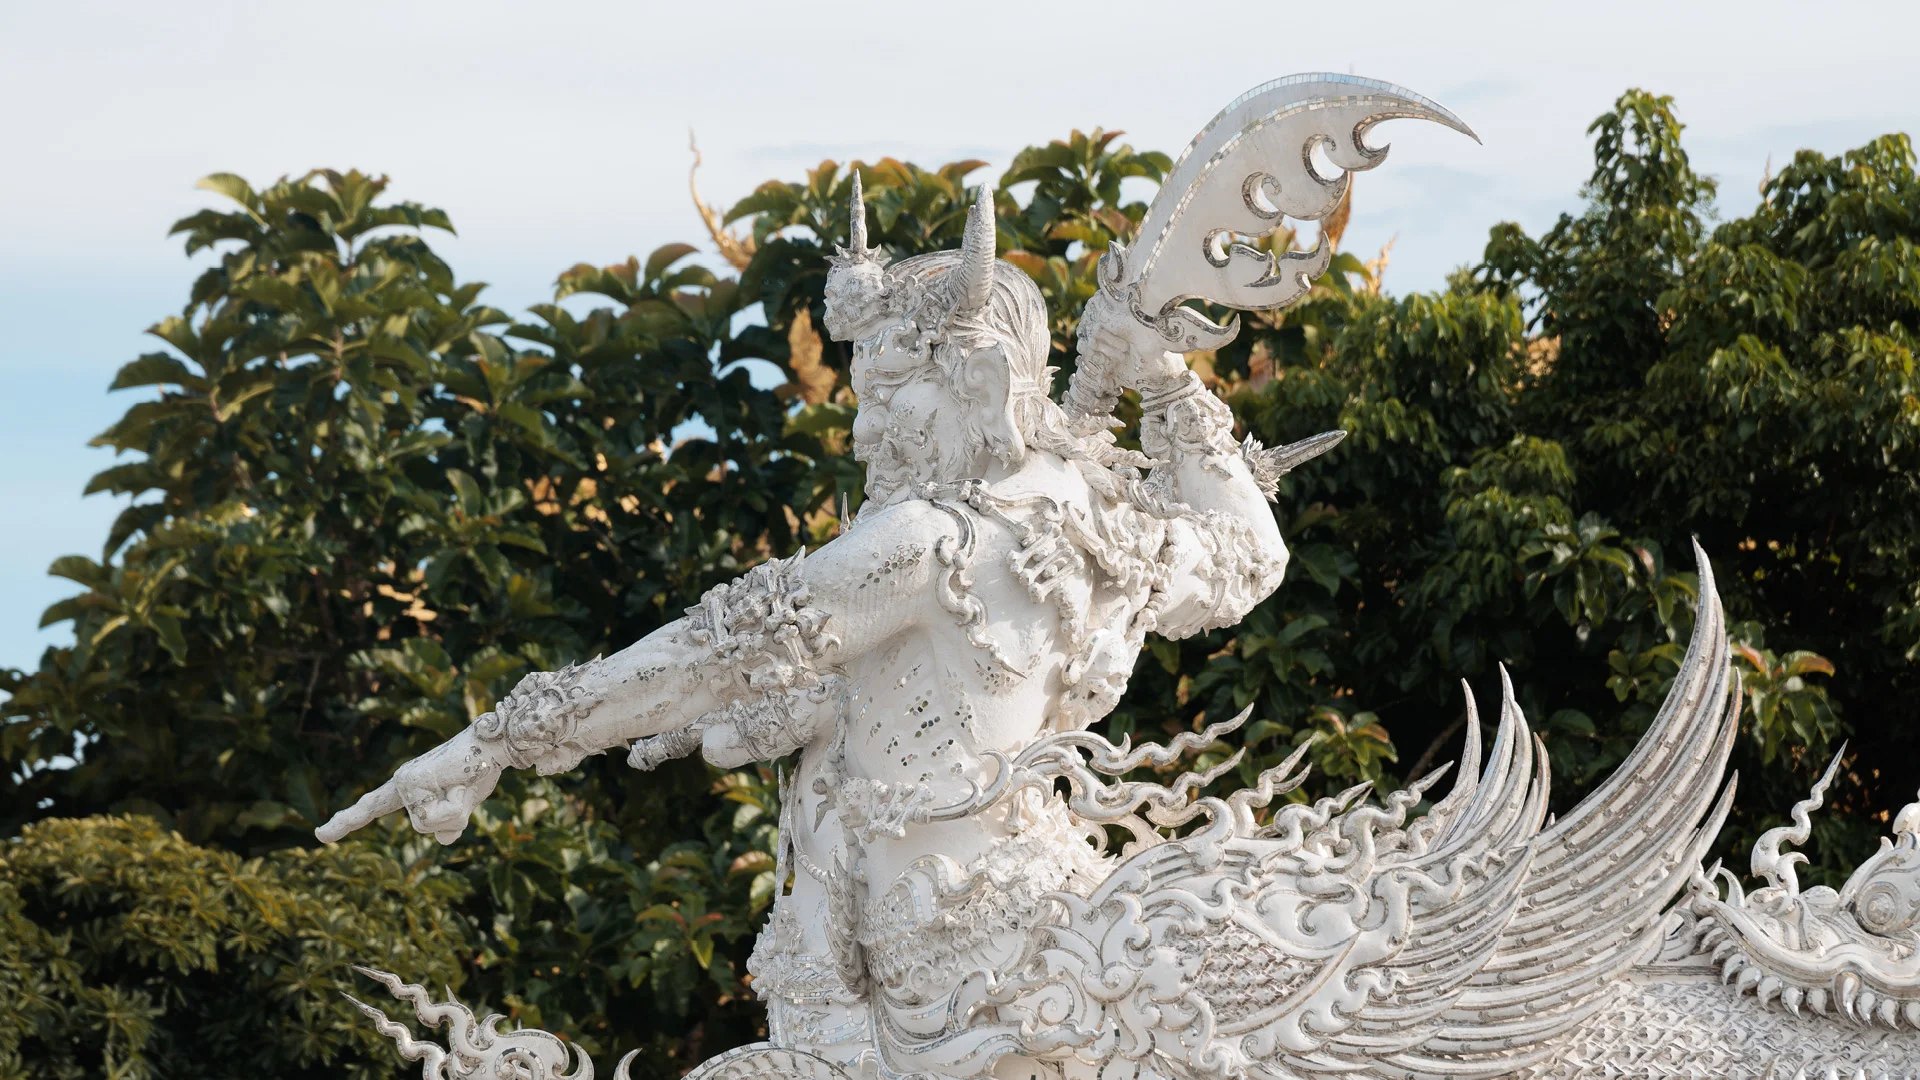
[319,76,1920,1079]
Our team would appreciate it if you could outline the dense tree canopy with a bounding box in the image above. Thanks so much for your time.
[0,815,467,1080]
[2,91,1914,1074]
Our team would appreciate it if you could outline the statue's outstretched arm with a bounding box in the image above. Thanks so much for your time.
[313,615,722,845]
[315,501,950,845]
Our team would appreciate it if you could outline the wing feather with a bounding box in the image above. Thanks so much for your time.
[1295,683,1551,1070]
[1388,541,1741,1072]
[1056,545,1740,1080]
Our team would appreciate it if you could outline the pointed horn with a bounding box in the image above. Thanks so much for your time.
[952,186,996,316]
[847,167,868,253]
[1258,430,1347,478]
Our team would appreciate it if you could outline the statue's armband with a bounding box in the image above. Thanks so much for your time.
[472,660,606,774]
[1132,369,1288,637]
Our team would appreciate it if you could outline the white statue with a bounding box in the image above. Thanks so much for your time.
[320,75,1920,1080]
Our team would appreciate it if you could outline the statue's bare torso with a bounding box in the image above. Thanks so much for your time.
[749,474,1106,1059]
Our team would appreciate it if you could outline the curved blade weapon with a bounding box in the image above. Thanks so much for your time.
[1065,73,1476,419]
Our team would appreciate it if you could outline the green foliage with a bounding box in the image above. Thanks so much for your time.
[1,165,830,1067]
[2,94,1913,1072]
[1483,92,1919,872]
[0,815,466,1080]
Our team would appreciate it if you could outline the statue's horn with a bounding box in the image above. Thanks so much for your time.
[847,168,868,252]
[952,186,996,316]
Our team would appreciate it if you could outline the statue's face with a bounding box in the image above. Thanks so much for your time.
[850,326,983,508]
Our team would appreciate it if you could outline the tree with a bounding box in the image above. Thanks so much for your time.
[0,167,830,1067]
[4,93,1911,1071]
[0,815,467,1080]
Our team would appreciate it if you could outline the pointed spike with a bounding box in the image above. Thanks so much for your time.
[1837,971,1861,1021]
[1691,536,1715,599]
[1496,664,1523,720]
[1524,732,1553,831]
[952,185,997,316]
[1263,736,1315,787]
[1462,669,1527,835]
[1782,985,1804,1016]
[1756,975,1783,1005]
[1258,430,1348,477]
[1418,685,1483,847]
[353,966,408,998]
[1202,703,1257,741]
[1410,761,1454,797]
[1458,682,1483,778]
[1097,239,1127,291]
[1349,78,1480,146]
[848,168,868,252]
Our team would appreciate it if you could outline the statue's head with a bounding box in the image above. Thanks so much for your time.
[823,177,1061,510]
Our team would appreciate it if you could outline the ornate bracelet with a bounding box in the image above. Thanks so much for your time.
[1138,369,1239,463]
[472,660,604,773]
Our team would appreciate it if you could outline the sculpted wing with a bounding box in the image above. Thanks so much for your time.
[1379,541,1741,1078]
[979,544,1739,1080]
[1299,677,1551,1068]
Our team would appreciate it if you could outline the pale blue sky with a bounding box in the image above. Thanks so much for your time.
[3,0,1916,671]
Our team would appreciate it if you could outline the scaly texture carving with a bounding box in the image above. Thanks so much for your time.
[1518,979,1920,1079]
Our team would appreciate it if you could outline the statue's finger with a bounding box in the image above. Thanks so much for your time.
[314,781,406,843]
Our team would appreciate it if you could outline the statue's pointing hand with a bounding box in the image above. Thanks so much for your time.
[315,723,506,845]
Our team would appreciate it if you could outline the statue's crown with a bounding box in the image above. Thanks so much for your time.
[822,172,1002,348]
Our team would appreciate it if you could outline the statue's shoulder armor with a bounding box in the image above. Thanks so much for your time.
[838,495,967,548]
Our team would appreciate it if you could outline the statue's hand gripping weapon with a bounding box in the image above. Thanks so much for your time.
[1063,74,1476,422]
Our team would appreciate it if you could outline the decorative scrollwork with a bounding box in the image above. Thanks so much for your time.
[1679,748,1920,1030]
[472,660,603,773]
[627,549,842,769]
[345,966,628,1080]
